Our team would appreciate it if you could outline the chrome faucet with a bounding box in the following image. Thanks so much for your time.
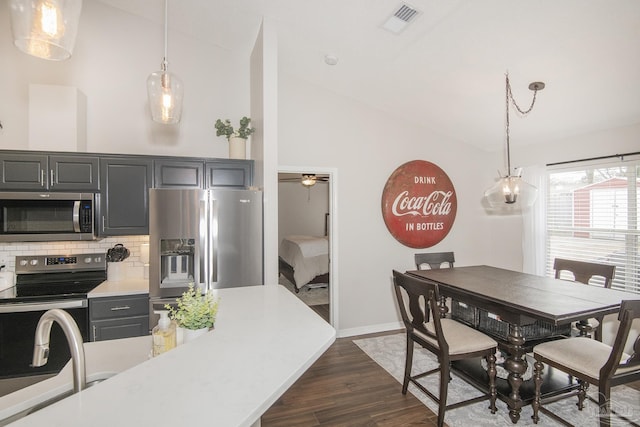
[32,309,86,393]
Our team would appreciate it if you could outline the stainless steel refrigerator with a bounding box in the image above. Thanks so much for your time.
[148,188,263,319]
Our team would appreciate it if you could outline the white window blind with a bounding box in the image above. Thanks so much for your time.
[546,159,639,293]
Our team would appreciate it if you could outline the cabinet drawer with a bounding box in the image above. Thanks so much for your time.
[90,294,149,320]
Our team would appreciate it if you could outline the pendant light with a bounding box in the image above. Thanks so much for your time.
[147,0,183,124]
[9,0,83,61]
[484,73,544,208]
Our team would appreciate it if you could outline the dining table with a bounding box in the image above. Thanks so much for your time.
[407,265,639,424]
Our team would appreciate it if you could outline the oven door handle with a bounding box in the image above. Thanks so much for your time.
[0,299,87,313]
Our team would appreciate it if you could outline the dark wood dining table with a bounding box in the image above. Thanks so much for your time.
[407,265,639,424]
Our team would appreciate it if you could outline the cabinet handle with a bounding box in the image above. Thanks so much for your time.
[41,170,45,187]
[92,325,96,341]
[50,169,55,186]
[110,305,131,311]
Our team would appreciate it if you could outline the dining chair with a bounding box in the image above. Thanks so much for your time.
[553,258,616,341]
[414,252,455,270]
[392,270,497,427]
[531,299,640,427]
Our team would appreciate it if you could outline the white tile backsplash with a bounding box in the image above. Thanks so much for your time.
[0,236,150,279]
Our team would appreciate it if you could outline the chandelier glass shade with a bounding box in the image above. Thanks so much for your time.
[484,73,544,208]
[147,0,183,124]
[9,0,83,61]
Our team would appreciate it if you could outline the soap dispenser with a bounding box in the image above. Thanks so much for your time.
[152,310,176,357]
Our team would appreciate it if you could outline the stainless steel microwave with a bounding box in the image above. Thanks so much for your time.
[0,192,96,241]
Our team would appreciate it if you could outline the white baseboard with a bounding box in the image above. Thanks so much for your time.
[336,321,403,338]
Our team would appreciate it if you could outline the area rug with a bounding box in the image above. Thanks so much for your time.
[354,333,640,426]
[279,275,328,306]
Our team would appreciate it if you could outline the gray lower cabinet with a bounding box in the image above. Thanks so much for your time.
[90,294,150,341]
[0,153,99,191]
[99,158,153,236]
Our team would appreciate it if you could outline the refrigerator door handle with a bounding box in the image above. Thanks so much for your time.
[199,199,208,290]
[210,197,218,286]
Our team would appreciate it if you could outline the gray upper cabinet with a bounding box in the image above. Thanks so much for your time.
[205,159,252,188]
[99,157,153,236]
[49,155,100,191]
[0,153,99,191]
[154,159,204,188]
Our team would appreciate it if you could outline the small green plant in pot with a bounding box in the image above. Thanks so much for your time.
[165,284,219,330]
[215,116,255,140]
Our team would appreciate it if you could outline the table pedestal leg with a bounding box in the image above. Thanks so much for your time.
[438,296,449,318]
[504,323,527,424]
[575,319,593,338]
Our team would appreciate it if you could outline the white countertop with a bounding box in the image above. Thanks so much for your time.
[88,278,149,298]
[5,285,336,427]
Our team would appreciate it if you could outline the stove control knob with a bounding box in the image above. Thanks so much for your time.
[29,259,38,266]
[94,256,102,263]
[19,259,28,266]
[84,257,92,264]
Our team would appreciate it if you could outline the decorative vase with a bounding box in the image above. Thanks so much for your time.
[228,136,246,159]
[182,327,209,343]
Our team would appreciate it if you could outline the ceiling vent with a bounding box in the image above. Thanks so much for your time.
[381,3,421,34]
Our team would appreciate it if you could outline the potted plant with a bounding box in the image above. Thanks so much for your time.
[215,116,255,159]
[165,284,219,343]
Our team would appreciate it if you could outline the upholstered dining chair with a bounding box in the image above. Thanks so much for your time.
[392,270,497,427]
[531,299,640,427]
[553,258,616,341]
[414,252,455,270]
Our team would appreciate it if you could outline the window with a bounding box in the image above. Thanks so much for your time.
[546,159,639,293]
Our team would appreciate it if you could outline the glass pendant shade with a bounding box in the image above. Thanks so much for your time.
[9,0,83,61]
[147,70,183,124]
[484,174,538,208]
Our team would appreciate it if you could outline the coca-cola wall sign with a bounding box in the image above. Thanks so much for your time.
[381,160,457,248]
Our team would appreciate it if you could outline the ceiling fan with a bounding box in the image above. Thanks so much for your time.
[279,173,329,187]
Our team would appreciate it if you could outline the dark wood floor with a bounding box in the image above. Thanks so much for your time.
[262,331,640,427]
[309,304,330,323]
[262,331,439,426]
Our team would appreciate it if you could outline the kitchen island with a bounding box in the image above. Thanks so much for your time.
[3,285,335,426]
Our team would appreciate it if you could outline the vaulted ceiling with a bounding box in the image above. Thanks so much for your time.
[100,0,640,152]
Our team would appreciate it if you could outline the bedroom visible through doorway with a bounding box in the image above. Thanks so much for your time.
[277,171,332,324]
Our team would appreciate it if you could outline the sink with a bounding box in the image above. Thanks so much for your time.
[0,375,114,426]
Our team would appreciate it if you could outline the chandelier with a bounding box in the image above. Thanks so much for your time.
[484,73,544,207]
[147,0,183,124]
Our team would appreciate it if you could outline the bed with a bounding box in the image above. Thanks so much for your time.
[278,235,329,293]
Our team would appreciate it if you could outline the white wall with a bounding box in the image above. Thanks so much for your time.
[278,74,499,336]
[0,2,252,157]
[278,181,329,242]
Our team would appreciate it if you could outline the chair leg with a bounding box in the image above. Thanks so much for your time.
[598,384,611,427]
[486,352,497,414]
[531,359,544,424]
[402,335,413,394]
[577,380,587,410]
[438,362,450,427]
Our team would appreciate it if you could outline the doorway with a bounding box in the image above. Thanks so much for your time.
[277,167,336,326]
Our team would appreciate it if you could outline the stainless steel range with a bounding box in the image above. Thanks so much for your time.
[0,253,106,397]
